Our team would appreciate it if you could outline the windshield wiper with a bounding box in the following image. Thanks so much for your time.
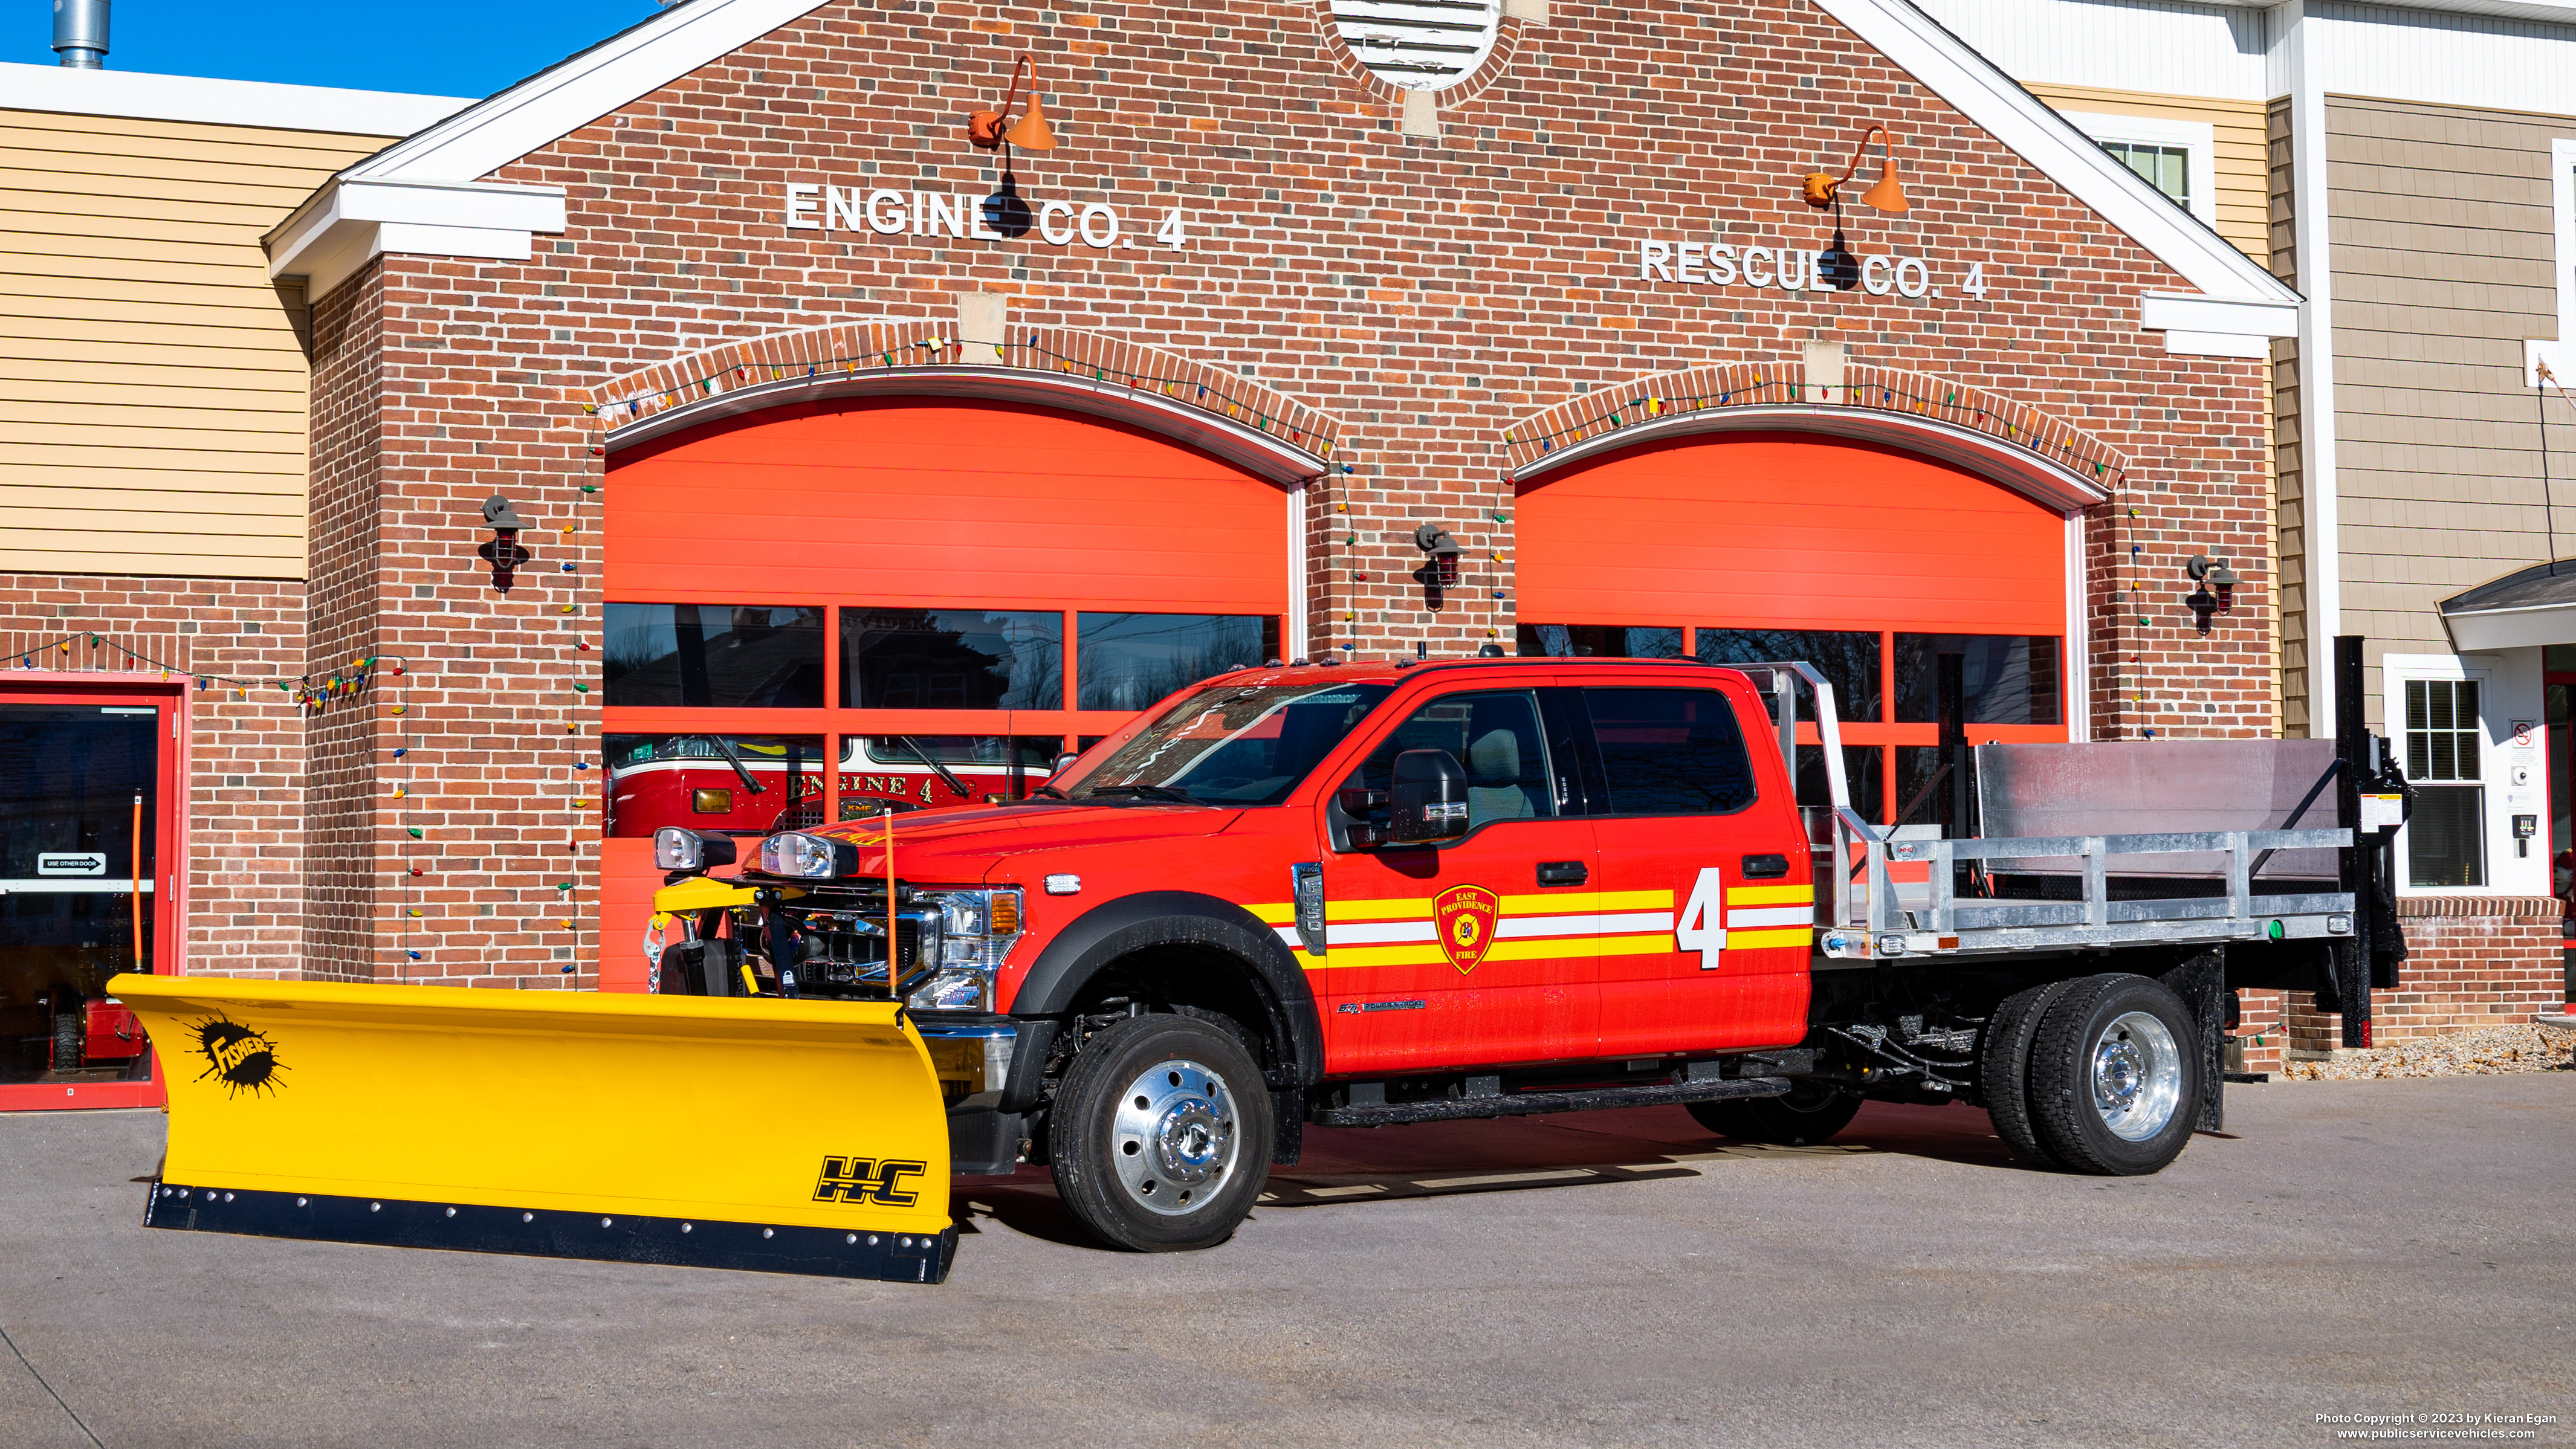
[701,735,765,796]
[890,735,972,800]
[1081,784,1214,807]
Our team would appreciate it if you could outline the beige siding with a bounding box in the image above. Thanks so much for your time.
[2027,82,2270,264]
[0,109,395,579]
[2326,95,2572,675]
[2271,97,2308,735]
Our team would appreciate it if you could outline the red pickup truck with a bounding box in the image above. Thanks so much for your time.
[652,656,2370,1253]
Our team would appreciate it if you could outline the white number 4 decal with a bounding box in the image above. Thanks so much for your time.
[1677,866,1727,969]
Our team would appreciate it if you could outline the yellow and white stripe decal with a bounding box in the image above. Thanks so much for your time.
[1244,882,1813,967]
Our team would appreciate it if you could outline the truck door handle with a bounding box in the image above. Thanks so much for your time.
[1536,860,1588,886]
[1740,853,1791,879]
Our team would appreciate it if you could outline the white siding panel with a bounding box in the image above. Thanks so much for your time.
[1911,0,2268,101]
[2313,3,2576,117]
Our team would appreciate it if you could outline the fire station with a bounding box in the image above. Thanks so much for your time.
[7,0,2357,1101]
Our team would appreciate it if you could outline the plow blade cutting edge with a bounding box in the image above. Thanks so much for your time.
[111,973,957,1282]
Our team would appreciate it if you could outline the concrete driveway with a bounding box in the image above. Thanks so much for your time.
[3,1076,2569,1448]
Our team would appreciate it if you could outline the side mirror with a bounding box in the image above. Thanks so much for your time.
[1052,752,1079,776]
[1386,749,1470,845]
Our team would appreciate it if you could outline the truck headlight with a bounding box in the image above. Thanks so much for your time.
[760,831,855,879]
[906,887,1023,1011]
[655,827,736,874]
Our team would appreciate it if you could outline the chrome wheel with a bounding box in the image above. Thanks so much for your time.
[2091,1010,2182,1141]
[1109,1057,1240,1216]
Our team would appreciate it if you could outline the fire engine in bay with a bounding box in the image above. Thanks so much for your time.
[639,648,2407,1255]
[604,734,1057,835]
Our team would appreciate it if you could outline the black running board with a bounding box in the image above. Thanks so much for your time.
[141,1182,957,1283]
[1313,1076,1792,1128]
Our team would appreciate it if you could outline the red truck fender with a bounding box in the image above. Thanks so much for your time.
[1000,889,1327,1160]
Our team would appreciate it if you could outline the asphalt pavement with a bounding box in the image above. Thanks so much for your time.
[2,1075,2570,1448]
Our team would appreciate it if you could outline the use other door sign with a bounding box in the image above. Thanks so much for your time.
[38,852,107,876]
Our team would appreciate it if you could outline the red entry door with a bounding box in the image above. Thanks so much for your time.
[1571,679,1814,1057]
[1316,686,1598,1074]
[0,687,177,1110]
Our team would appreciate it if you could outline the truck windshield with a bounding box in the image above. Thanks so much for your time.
[1060,682,1396,807]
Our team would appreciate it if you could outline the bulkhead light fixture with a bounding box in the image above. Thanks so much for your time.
[1801,125,1909,214]
[479,494,530,592]
[968,55,1058,152]
[1414,523,1463,588]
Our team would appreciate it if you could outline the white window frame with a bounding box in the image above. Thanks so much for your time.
[2383,654,2495,897]
[2059,111,2218,230]
[2529,138,2576,386]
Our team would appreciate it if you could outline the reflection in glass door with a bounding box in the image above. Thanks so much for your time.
[1,697,170,1106]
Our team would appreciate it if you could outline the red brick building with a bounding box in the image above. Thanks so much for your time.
[48,0,2484,1099]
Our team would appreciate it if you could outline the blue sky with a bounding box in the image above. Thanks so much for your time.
[16,1,664,98]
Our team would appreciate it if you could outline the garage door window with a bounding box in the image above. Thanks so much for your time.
[1077,613,1281,712]
[1516,624,1683,659]
[1695,628,1880,723]
[604,605,826,708]
[1894,634,2060,725]
[841,609,1064,709]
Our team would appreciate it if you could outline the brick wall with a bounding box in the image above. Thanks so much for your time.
[281,0,2279,978]
[0,573,307,979]
[2284,894,2564,1053]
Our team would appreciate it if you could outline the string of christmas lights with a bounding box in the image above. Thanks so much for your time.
[583,332,1342,462]
[8,630,402,710]
[1504,373,2131,489]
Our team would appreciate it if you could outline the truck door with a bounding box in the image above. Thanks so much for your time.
[1319,687,1597,1074]
[1571,682,1813,1056]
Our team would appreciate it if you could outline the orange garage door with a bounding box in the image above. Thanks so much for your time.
[1515,430,2074,823]
[595,396,1296,988]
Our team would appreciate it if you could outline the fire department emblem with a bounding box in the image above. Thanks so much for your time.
[1433,885,1501,975]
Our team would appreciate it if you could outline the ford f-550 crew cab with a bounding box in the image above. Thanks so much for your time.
[648,646,2402,1253]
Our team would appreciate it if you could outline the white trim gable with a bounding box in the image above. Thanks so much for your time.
[344,0,837,185]
[266,0,834,295]
[1810,0,2301,329]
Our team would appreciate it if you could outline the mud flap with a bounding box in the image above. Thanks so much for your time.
[111,973,956,1282]
[2159,951,2227,1134]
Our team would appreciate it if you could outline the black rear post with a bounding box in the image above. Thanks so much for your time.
[2331,635,2377,1049]
[1938,651,1971,895]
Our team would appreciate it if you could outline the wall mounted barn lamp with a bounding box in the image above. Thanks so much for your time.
[2184,553,2240,633]
[1801,125,1909,213]
[479,494,531,592]
[968,56,1058,152]
[1415,524,1464,589]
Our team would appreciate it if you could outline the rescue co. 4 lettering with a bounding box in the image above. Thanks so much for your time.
[1637,239,1991,300]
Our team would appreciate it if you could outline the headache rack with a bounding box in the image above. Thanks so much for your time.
[1731,641,2403,1012]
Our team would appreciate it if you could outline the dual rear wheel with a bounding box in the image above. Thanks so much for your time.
[1982,973,2201,1175]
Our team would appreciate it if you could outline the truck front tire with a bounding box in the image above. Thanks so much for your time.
[1686,1081,1862,1146]
[2025,973,2201,1176]
[1049,1013,1273,1253]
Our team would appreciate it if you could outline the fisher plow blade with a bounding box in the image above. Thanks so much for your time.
[110,973,956,1282]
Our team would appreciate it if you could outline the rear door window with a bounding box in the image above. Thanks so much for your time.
[1579,687,1758,817]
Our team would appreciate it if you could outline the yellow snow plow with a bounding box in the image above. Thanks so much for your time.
[111,972,957,1282]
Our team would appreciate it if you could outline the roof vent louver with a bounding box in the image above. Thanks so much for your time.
[1330,0,1500,91]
